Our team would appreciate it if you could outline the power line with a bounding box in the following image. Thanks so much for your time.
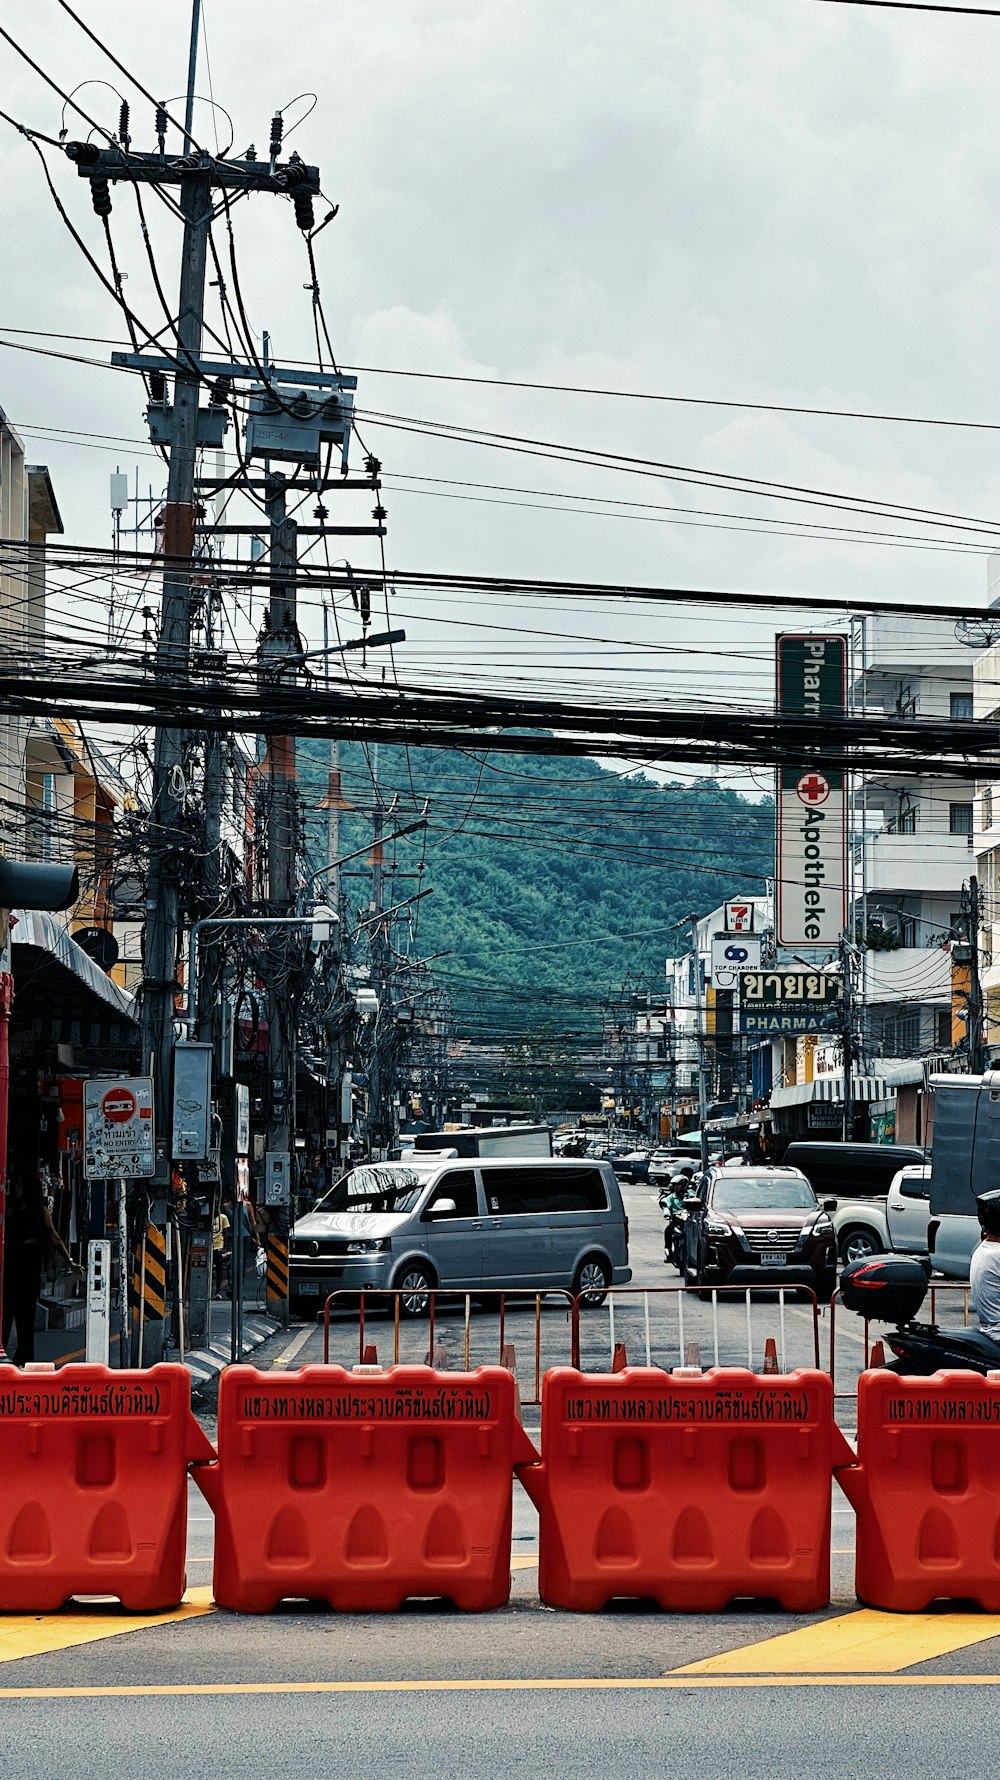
[345,362,1000,436]
[806,0,1000,15]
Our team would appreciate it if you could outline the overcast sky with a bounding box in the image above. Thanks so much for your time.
[3,0,1000,725]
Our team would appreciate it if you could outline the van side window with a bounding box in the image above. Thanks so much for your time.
[423,1170,478,1219]
[485,1166,608,1215]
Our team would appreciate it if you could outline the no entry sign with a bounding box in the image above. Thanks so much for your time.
[84,1076,154,1180]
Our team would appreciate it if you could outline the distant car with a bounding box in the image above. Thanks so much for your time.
[609,1149,651,1182]
[682,1165,837,1299]
[648,1149,691,1185]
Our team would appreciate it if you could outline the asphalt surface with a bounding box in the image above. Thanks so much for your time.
[2,1179,994,1779]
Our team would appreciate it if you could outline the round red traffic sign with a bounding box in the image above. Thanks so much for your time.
[101,1087,136,1124]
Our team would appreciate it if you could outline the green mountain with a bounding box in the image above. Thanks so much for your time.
[299,740,774,1045]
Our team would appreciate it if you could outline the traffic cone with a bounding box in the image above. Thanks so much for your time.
[612,1342,629,1373]
[684,1340,702,1369]
[869,1340,886,1369]
[761,1337,779,1375]
[361,1343,379,1366]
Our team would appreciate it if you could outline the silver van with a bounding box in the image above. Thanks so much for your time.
[288,1156,631,1317]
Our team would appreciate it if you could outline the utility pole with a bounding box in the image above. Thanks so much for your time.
[366,804,387,1156]
[839,931,856,1142]
[66,84,323,1362]
[259,473,299,1313]
[692,930,710,1173]
[968,875,986,1075]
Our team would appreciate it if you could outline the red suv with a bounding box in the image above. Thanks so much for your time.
[683,1165,837,1298]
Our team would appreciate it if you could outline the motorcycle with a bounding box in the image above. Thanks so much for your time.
[659,1178,689,1271]
[841,1255,1000,1376]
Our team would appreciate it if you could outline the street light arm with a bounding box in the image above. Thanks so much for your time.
[303,817,428,892]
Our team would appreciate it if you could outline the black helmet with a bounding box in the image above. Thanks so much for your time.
[976,1190,1000,1235]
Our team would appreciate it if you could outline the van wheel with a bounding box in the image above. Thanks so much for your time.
[574,1255,611,1308]
[839,1227,883,1267]
[395,1263,435,1318]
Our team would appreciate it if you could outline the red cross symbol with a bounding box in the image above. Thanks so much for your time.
[796,770,830,806]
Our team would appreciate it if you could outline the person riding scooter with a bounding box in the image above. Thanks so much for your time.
[660,1163,695,1267]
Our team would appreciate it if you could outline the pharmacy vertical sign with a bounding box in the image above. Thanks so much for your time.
[776,634,847,947]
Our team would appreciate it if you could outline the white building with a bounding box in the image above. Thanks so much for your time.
[851,613,971,1063]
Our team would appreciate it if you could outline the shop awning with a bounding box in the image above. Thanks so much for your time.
[769,1074,898,1109]
[11,908,136,1021]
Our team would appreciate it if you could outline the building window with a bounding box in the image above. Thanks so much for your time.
[884,1011,921,1055]
[950,802,974,839]
[936,1009,952,1050]
[951,692,974,721]
[897,685,918,720]
[983,788,994,832]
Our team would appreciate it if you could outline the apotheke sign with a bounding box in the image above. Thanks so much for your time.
[775,634,847,948]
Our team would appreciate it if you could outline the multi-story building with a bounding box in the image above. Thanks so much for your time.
[972,558,1000,1057]
[851,613,970,1063]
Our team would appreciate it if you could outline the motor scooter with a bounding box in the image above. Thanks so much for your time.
[841,1255,1000,1376]
[659,1182,687,1271]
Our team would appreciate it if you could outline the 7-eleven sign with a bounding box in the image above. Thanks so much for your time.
[724,902,755,934]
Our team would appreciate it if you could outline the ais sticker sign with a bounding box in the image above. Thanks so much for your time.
[83,1076,154,1180]
[776,634,847,948]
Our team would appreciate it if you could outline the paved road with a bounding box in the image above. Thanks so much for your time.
[5,1582,1000,1779]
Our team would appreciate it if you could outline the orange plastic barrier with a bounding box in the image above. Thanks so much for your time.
[0,1364,213,1611]
[837,1370,1000,1611]
[516,1366,853,1612]
[196,1364,536,1612]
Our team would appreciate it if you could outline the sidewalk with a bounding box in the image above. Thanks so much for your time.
[14,1276,281,1394]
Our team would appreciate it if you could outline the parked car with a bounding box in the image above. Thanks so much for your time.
[820,1164,932,1266]
[648,1148,692,1185]
[781,1141,928,1266]
[609,1148,651,1182]
[288,1156,632,1318]
[682,1165,837,1298]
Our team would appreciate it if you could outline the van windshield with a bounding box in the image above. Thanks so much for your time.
[315,1165,428,1216]
[711,1175,817,1212]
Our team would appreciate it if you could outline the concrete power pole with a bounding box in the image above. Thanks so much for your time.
[259,474,300,1318]
[366,805,387,1157]
[66,89,322,1362]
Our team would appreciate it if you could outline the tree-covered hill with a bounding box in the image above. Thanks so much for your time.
[298,740,773,1042]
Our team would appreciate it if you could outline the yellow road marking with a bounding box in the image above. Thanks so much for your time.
[676,1609,1000,1675]
[0,1588,215,1664]
[5,1674,1000,1700]
[272,1325,317,1368]
[511,1556,538,1570]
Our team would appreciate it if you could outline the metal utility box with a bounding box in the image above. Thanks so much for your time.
[85,1238,112,1364]
[245,386,354,471]
[171,1042,213,1161]
[146,402,229,448]
[264,1150,291,1207]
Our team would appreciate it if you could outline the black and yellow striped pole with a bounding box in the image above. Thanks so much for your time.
[131,1222,167,1365]
[266,1230,289,1321]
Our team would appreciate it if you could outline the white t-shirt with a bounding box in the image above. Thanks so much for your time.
[969,1239,1000,1340]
